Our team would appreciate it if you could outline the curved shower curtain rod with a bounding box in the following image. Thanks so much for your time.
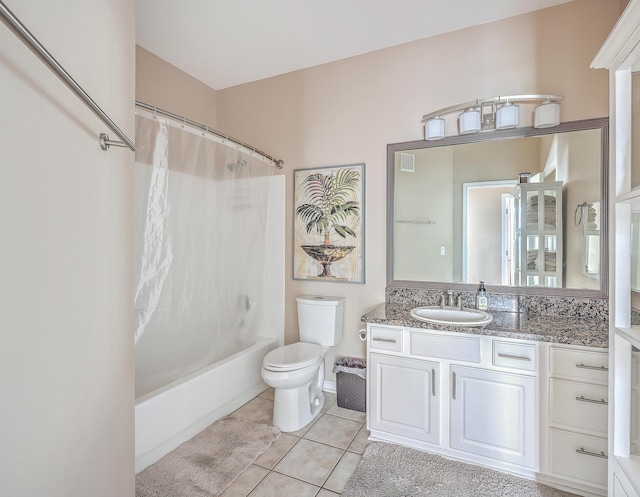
[136,101,284,169]
[0,0,136,151]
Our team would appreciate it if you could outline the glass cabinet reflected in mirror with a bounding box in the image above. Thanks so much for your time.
[388,118,608,296]
[510,181,563,288]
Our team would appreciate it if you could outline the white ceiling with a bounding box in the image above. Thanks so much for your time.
[135,0,575,90]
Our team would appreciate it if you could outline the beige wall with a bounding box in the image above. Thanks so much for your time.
[394,147,455,282]
[1,0,134,496]
[134,0,620,381]
[215,0,619,380]
[136,45,218,126]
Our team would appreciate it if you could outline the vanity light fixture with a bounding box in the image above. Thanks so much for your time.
[425,117,445,140]
[459,107,482,134]
[422,94,563,140]
[495,102,519,129]
[534,100,561,128]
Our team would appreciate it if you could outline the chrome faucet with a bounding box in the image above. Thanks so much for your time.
[447,290,455,308]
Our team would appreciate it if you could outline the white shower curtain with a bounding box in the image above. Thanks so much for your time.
[133,109,274,397]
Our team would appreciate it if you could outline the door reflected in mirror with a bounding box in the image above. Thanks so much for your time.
[388,118,608,297]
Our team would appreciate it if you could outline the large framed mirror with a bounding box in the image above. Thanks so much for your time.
[387,117,609,298]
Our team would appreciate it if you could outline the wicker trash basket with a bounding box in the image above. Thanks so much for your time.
[333,357,366,412]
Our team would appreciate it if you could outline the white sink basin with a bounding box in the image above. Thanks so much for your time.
[410,306,493,327]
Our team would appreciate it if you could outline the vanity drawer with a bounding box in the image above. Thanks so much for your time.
[492,341,537,372]
[369,326,402,352]
[549,346,608,385]
[548,428,607,487]
[549,379,608,435]
[410,332,481,363]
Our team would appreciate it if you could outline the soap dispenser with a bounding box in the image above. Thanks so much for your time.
[476,281,488,311]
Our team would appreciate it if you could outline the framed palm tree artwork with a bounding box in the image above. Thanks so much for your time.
[293,163,365,283]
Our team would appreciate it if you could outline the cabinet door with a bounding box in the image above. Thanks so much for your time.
[450,365,536,468]
[548,428,607,487]
[369,353,440,444]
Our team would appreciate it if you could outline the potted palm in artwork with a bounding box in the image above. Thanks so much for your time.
[295,167,361,278]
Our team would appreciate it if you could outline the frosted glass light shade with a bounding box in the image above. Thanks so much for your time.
[495,104,519,129]
[425,118,445,140]
[459,109,481,134]
[534,102,560,128]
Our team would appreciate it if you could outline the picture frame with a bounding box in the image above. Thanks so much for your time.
[293,163,365,283]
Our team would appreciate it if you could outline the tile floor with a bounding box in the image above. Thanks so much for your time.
[221,388,581,497]
[221,388,368,497]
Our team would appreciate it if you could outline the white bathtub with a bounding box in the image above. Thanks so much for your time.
[135,336,278,473]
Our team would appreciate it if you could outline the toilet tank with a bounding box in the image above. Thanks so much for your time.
[296,295,345,347]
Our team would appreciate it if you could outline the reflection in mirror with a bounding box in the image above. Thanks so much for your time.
[388,118,608,297]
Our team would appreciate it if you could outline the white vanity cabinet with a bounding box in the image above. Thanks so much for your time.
[540,343,609,495]
[366,324,538,475]
[367,323,610,494]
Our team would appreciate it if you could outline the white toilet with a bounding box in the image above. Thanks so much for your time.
[261,295,344,432]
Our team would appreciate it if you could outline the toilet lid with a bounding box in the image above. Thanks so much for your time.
[263,342,323,371]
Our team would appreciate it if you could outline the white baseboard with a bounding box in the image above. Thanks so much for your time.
[323,380,337,394]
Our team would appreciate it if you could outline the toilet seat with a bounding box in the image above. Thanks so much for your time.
[263,342,323,372]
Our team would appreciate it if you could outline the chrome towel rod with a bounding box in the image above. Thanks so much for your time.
[0,0,136,152]
[136,101,284,168]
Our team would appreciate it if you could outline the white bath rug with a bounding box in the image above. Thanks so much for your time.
[342,442,572,497]
[135,416,280,497]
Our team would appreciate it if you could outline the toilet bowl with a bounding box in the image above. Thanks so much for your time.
[261,295,344,432]
[261,342,326,432]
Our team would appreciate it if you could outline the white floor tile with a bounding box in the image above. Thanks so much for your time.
[273,438,344,486]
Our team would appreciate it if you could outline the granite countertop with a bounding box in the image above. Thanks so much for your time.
[361,302,609,348]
